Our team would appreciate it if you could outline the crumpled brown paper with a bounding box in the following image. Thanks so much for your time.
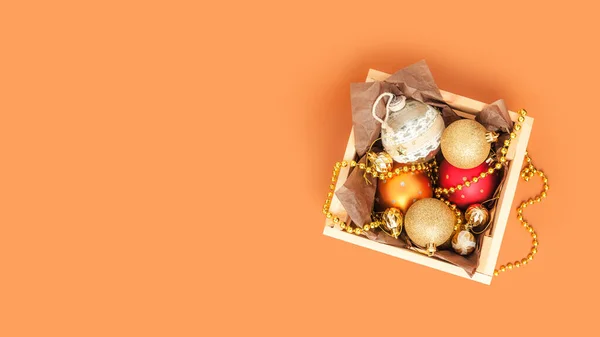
[335,155,377,226]
[477,99,513,133]
[335,60,515,276]
[478,99,514,154]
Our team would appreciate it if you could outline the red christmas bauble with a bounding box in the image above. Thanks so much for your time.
[439,160,500,210]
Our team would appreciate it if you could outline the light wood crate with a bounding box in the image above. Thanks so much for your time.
[323,69,534,285]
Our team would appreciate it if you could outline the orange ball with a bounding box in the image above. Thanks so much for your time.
[375,165,433,213]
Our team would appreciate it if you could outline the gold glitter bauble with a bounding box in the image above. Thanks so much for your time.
[465,204,489,229]
[451,230,477,255]
[404,198,456,256]
[440,119,491,169]
[381,207,403,239]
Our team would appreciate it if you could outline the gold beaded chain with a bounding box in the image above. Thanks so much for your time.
[493,152,548,276]
[323,160,373,235]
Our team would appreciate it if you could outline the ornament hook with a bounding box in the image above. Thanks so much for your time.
[371,92,405,135]
[425,242,437,256]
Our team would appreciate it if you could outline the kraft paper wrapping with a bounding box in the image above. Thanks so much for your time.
[477,99,514,133]
[335,155,377,227]
[335,61,514,276]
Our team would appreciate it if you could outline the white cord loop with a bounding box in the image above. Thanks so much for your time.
[371,93,406,134]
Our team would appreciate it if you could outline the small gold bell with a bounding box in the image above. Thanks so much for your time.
[465,204,490,228]
[367,151,394,174]
[382,207,403,239]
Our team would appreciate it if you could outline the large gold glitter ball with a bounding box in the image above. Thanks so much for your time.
[382,207,403,239]
[465,204,489,229]
[405,198,456,256]
[440,119,491,169]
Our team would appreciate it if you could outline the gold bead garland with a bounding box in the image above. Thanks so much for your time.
[493,152,548,276]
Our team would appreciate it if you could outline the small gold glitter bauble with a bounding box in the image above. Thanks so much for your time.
[465,204,490,228]
[405,198,456,256]
[440,119,491,169]
[381,207,403,239]
[451,230,477,255]
[367,151,393,174]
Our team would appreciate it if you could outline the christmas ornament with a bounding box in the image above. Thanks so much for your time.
[440,119,498,169]
[405,198,456,256]
[372,93,445,163]
[450,204,487,256]
[376,163,433,212]
[438,160,500,209]
[451,229,477,255]
[381,207,403,239]
[367,151,393,174]
[465,204,489,229]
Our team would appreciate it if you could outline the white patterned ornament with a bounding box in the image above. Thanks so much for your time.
[372,93,445,164]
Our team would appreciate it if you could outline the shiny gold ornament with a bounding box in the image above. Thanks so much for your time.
[367,151,393,174]
[376,164,433,213]
[492,144,549,277]
[374,94,445,163]
[440,119,495,169]
[405,198,456,256]
[464,204,490,229]
[381,207,403,239]
[451,229,477,255]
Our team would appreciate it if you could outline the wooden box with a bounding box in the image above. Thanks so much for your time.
[323,69,534,285]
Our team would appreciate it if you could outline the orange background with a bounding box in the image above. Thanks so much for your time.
[0,1,597,336]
